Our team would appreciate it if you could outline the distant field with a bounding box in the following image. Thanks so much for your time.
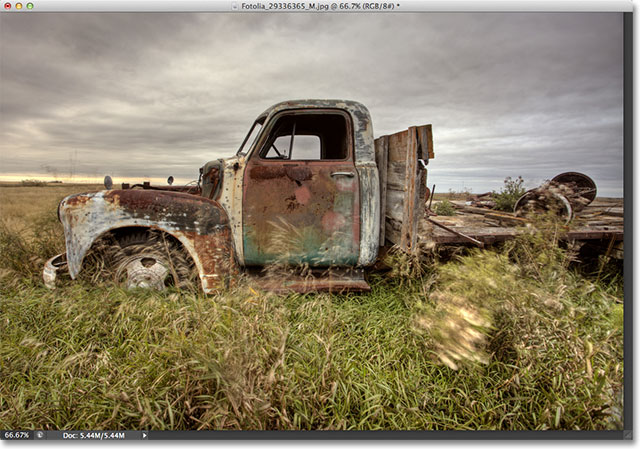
[0,183,102,235]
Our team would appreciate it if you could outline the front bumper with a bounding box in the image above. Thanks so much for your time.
[43,253,67,289]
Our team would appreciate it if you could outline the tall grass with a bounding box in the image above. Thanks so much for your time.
[413,216,623,429]
[0,205,623,430]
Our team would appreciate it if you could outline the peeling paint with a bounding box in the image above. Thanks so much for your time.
[294,185,311,205]
[216,156,246,265]
[59,189,237,293]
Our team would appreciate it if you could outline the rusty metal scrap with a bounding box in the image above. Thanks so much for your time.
[43,253,67,289]
[514,172,597,223]
[551,172,597,212]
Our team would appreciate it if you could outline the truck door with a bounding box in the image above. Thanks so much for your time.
[242,110,360,266]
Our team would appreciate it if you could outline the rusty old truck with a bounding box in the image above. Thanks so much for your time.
[43,99,434,293]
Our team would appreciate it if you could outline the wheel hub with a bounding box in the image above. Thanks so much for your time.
[117,254,169,290]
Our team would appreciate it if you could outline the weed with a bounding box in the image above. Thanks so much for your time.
[493,176,526,212]
[434,200,456,216]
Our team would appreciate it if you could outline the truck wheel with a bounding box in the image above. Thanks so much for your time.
[112,232,196,290]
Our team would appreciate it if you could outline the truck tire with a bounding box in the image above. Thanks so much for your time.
[111,231,196,290]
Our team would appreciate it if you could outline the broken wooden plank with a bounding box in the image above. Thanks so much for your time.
[451,203,495,215]
[375,135,389,245]
[385,217,402,246]
[427,218,484,247]
[400,126,421,252]
[385,188,405,222]
[386,160,407,191]
[426,223,622,245]
[484,212,529,226]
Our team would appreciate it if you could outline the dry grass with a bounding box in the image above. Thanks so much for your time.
[0,183,101,237]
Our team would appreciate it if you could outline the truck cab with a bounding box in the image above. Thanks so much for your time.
[201,100,380,270]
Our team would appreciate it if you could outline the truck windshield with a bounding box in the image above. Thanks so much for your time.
[237,118,264,156]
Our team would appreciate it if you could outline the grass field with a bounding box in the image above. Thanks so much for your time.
[0,184,624,430]
[0,183,102,237]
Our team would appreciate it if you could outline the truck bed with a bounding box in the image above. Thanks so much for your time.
[419,198,624,257]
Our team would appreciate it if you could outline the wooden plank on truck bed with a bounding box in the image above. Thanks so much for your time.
[385,189,405,223]
[427,223,622,245]
[421,195,623,250]
[374,136,389,245]
[387,130,409,191]
[401,127,422,251]
[375,124,433,252]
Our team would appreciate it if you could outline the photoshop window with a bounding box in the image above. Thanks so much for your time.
[0,0,631,441]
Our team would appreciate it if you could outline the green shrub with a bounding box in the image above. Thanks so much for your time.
[434,200,456,216]
[492,176,526,211]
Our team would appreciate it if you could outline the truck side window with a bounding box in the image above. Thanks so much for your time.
[260,113,349,161]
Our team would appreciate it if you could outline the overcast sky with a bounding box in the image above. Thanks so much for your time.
[0,12,624,196]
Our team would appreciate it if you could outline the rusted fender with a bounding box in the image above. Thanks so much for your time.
[59,189,237,293]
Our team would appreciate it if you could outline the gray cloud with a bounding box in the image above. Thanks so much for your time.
[0,12,624,195]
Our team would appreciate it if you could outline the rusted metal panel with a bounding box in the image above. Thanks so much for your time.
[242,158,361,266]
[121,184,202,195]
[200,160,223,200]
[59,189,237,293]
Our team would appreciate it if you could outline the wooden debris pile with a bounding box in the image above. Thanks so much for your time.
[419,172,623,254]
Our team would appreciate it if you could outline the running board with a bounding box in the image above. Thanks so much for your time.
[246,267,371,294]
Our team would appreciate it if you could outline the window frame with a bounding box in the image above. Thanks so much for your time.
[237,116,266,156]
[252,109,354,163]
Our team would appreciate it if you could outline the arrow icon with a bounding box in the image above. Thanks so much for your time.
[142,432,147,439]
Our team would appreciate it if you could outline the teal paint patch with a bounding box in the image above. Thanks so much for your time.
[243,222,359,267]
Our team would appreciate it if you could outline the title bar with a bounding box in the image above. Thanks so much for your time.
[0,0,633,12]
